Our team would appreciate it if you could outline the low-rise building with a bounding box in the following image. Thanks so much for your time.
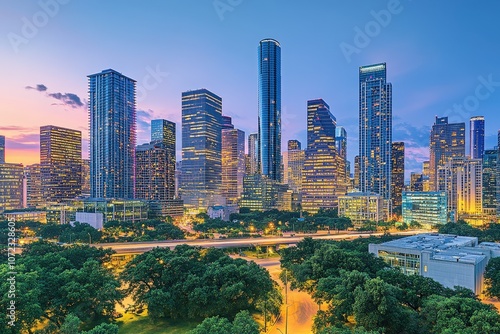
[369,234,490,294]
[402,191,448,228]
[3,211,47,223]
[207,205,239,221]
[338,192,383,225]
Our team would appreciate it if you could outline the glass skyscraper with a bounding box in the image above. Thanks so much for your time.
[151,119,176,200]
[470,116,485,160]
[359,63,392,200]
[221,116,245,204]
[40,125,82,203]
[0,163,23,212]
[0,135,5,163]
[283,139,304,193]
[181,89,222,210]
[391,142,405,209]
[247,133,258,174]
[482,149,498,214]
[258,38,281,181]
[88,69,136,199]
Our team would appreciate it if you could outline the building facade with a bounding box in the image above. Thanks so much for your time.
[482,149,498,215]
[338,192,383,225]
[247,133,258,175]
[359,63,392,201]
[258,38,281,181]
[221,116,245,204]
[88,69,136,199]
[24,164,43,208]
[40,125,82,203]
[0,135,4,163]
[402,191,448,227]
[391,142,405,208]
[151,119,176,200]
[0,163,23,212]
[283,140,304,194]
[470,116,485,160]
[181,89,223,210]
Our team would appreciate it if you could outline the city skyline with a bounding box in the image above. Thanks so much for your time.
[1,1,499,182]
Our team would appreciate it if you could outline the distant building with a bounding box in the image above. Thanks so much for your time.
[240,174,285,211]
[81,159,90,197]
[3,211,47,223]
[40,125,82,203]
[283,140,304,194]
[207,205,239,221]
[24,164,43,208]
[422,161,431,191]
[221,116,245,204]
[483,149,498,215]
[429,116,465,191]
[354,155,360,190]
[402,191,448,228]
[470,116,485,160]
[410,173,423,192]
[338,192,383,225]
[151,119,176,200]
[0,135,4,163]
[0,163,24,212]
[369,234,488,294]
[247,133,258,175]
[391,142,405,208]
[74,212,103,230]
[83,199,148,223]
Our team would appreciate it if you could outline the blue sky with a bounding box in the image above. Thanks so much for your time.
[1,0,499,181]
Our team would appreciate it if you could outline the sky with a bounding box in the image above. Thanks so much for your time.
[1,0,499,181]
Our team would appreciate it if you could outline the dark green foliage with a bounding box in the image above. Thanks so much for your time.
[189,310,259,334]
[484,257,500,299]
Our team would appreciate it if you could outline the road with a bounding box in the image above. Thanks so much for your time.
[92,230,425,254]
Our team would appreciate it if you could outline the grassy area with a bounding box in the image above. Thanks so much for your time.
[117,313,199,334]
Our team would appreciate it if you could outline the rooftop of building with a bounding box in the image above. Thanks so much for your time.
[430,247,487,265]
[340,191,381,198]
[378,233,478,251]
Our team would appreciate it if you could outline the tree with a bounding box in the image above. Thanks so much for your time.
[83,323,119,334]
[484,257,500,299]
[60,314,81,334]
[189,311,259,334]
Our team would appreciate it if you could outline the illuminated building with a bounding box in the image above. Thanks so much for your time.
[24,164,43,208]
[181,89,223,210]
[88,69,136,199]
[4,211,47,223]
[240,174,287,211]
[429,116,465,191]
[422,160,430,191]
[136,142,173,201]
[391,142,405,208]
[410,173,423,192]
[402,191,448,228]
[151,119,176,200]
[83,198,148,223]
[338,192,383,226]
[0,163,23,212]
[0,135,4,163]
[283,140,304,193]
[81,159,90,197]
[483,149,498,215]
[359,63,392,201]
[40,125,82,203]
[247,133,258,175]
[258,38,281,181]
[354,156,360,190]
[335,127,347,159]
[221,116,245,204]
[470,116,485,160]
[302,99,346,213]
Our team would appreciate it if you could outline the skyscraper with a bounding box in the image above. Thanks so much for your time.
[24,164,43,208]
[429,116,465,191]
[483,149,498,214]
[359,63,392,200]
[151,119,176,200]
[354,155,360,190]
[284,140,304,193]
[391,142,405,209]
[0,135,5,163]
[135,142,172,201]
[181,89,222,209]
[88,69,136,199]
[335,127,347,159]
[302,99,345,212]
[40,125,82,203]
[470,116,485,160]
[221,116,245,204]
[258,38,281,181]
[0,163,23,212]
[247,133,258,175]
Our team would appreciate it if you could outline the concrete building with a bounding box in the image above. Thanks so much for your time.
[74,212,104,229]
[221,116,245,205]
[402,191,448,228]
[338,192,383,225]
[283,140,304,194]
[369,234,489,294]
[3,211,47,223]
[207,205,239,221]
[24,164,43,208]
[0,163,24,212]
[82,199,148,223]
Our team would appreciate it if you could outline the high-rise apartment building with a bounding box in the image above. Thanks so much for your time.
[470,116,485,160]
[181,89,222,210]
[391,142,405,208]
[429,116,465,191]
[359,63,392,200]
[40,125,82,203]
[258,38,281,181]
[136,142,172,201]
[221,116,245,204]
[302,99,345,213]
[88,69,136,199]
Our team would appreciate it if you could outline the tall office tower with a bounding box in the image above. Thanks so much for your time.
[151,119,176,200]
[40,125,82,203]
[0,135,5,163]
[483,149,498,215]
[81,159,90,197]
[175,161,181,199]
[136,142,171,201]
[439,157,482,217]
[302,99,345,213]
[181,89,222,210]
[354,155,360,189]
[429,116,465,191]
[410,173,423,191]
[221,116,246,204]
[498,131,500,216]
[335,127,347,159]
[24,164,43,208]
[391,142,405,208]
[247,133,258,174]
[284,140,304,193]
[0,163,23,211]
[359,63,392,200]
[470,116,485,159]
[88,69,136,199]
[422,160,431,191]
[258,38,281,181]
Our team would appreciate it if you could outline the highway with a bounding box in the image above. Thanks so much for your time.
[92,230,425,254]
